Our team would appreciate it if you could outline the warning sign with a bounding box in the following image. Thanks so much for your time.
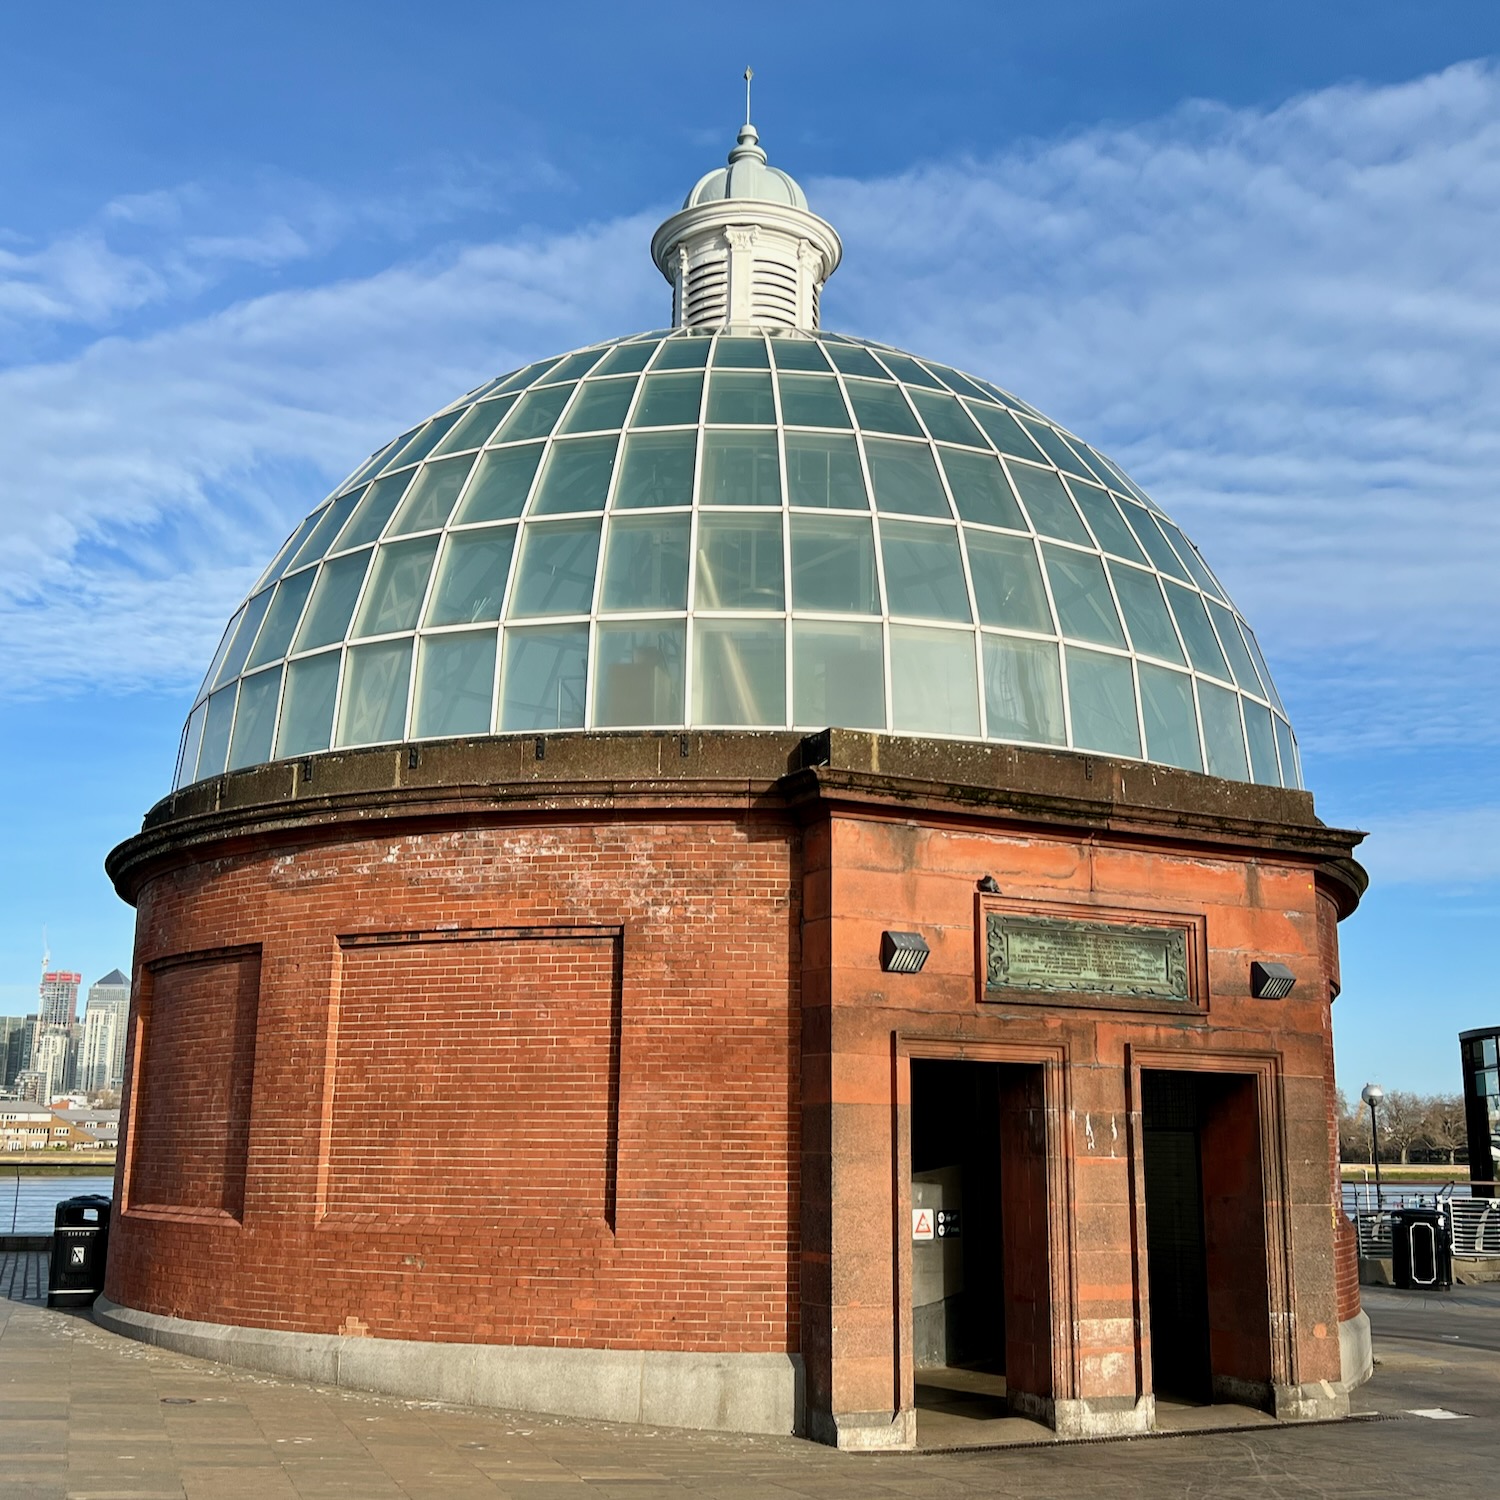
[912,1209,935,1242]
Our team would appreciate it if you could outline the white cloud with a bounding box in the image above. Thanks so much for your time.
[1358,807,1500,887]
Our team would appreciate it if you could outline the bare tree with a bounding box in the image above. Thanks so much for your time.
[1423,1094,1468,1166]
[1376,1090,1428,1165]
[1337,1089,1371,1163]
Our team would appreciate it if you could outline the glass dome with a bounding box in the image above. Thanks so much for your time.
[175,328,1301,792]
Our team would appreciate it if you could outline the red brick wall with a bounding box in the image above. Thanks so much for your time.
[108,816,801,1352]
[325,932,620,1224]
[127,949,260,1219]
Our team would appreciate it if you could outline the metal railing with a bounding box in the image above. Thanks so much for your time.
[1355,1211,1394,1259]
[1448,1198,1500,1258]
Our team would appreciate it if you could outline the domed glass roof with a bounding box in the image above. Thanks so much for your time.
[175,328,1301,792]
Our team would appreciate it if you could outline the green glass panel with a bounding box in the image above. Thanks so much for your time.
[1244,700,1281,785]
[713,336,769,368]
[247,570,317,669]
[1069,482,1147,562]
[492,356,562,393]
[695,514,784,610]
[529,434,619,515]
[1206,599,1263,694]
[353,537,440,638]
[594,622,686,726]
[983,635,1065,746]
[965,531,1051,631]
[845,379,922,436]
[1274,716,1299,789]
[777,373,851,429]
[1007,462,1091,543]
[706,370,776,425]
[1019,417,1090,476]
[275,650,341,758]
[1138,663,1202,771]
[382,410,464,471]
[593,340,660,375]
[413,630,497,739]
[177,702,207,787]
[339,471,415,549]
[825,344,888,379]
[790,514,879,614]
[1158,519,1225,600]
[539,349,605,385]
[1199,680,1250,781]
[967,404,1047,461]
[425,526,517,627]
[1164,581,1231,680]
[792,620,884,729]
[196,608,242,703]
[925,363,993,402]
[880,520,971,622]
[289,491,361,570]
[1065,647,1140,758]
[1108,562,1185,664]
[336,638,413,747]
[613,431,697,509]
[454,444,544,524]
[890,625,980,736]
[494,382,576,442]
[214,588,275,688]
[910,388,985,446]
[507,518,602,617]
[631,371,704,427]
[1125,505,1193,581]
[939,448,1025,529]
[599,514,690,611]
[294,550,373,652]
[770,338,831,372]
[1242,624,1286,714]
[227,666,282,771]
[693,618,785,726]
[255,512,322,591]
[650,337,712,369]
[557,377,638,434]
[1043,545,1125,648]
[196,687,236,779]
[866,438,951,518]
[785,433,868,509]
[701,431,781,507]
[388,455,476,535]
[877,351,945,388]
[431,396,516,456]
[498,623,588,730]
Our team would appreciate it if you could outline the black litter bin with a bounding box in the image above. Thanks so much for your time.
[47,1194,112,1308]
[1392,1206,1451,1290]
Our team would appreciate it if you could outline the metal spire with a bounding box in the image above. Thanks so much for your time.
[744,66,753,127]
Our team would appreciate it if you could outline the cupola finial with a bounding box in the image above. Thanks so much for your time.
[744,65,753,128]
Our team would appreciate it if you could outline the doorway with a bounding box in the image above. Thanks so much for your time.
[1141,1068,1273,1409]
[910,1059,1052,1433]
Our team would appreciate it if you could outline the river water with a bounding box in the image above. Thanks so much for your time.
[1,1173,115,1234]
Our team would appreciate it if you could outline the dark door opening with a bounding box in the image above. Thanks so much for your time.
[1141,1068,1273,1409]
[910,1059,1052,1430]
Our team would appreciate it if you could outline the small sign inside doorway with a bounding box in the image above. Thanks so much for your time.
[912,1209,935,1241]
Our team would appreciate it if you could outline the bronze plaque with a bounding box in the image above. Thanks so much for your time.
[985,914,1189,1001]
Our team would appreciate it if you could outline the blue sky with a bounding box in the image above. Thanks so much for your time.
[2,3,1497,1097]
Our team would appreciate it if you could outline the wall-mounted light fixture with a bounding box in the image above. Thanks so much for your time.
[881,931,931,974]
[1250,961,1296,999]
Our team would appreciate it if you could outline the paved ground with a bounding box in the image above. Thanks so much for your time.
[3,1255,1497,1498]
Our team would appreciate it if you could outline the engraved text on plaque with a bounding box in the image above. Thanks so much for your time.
[985,914,1190,1002]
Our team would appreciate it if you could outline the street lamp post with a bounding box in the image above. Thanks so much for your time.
[1361,1082,1385,1215]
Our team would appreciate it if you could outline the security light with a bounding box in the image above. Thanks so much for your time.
[1250,961,1296,999]
[880,931,930,974]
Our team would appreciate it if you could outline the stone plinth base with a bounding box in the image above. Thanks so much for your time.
[806,1408,917,1450]
[93,1298,802,1436]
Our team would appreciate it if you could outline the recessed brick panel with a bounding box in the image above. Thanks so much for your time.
[324,932,619,1223]
[129,949,260,1219]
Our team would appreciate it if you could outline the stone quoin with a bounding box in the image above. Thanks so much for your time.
[101,106,1370,1448]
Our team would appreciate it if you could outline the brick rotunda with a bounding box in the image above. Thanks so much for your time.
[101,112,1370,1449]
